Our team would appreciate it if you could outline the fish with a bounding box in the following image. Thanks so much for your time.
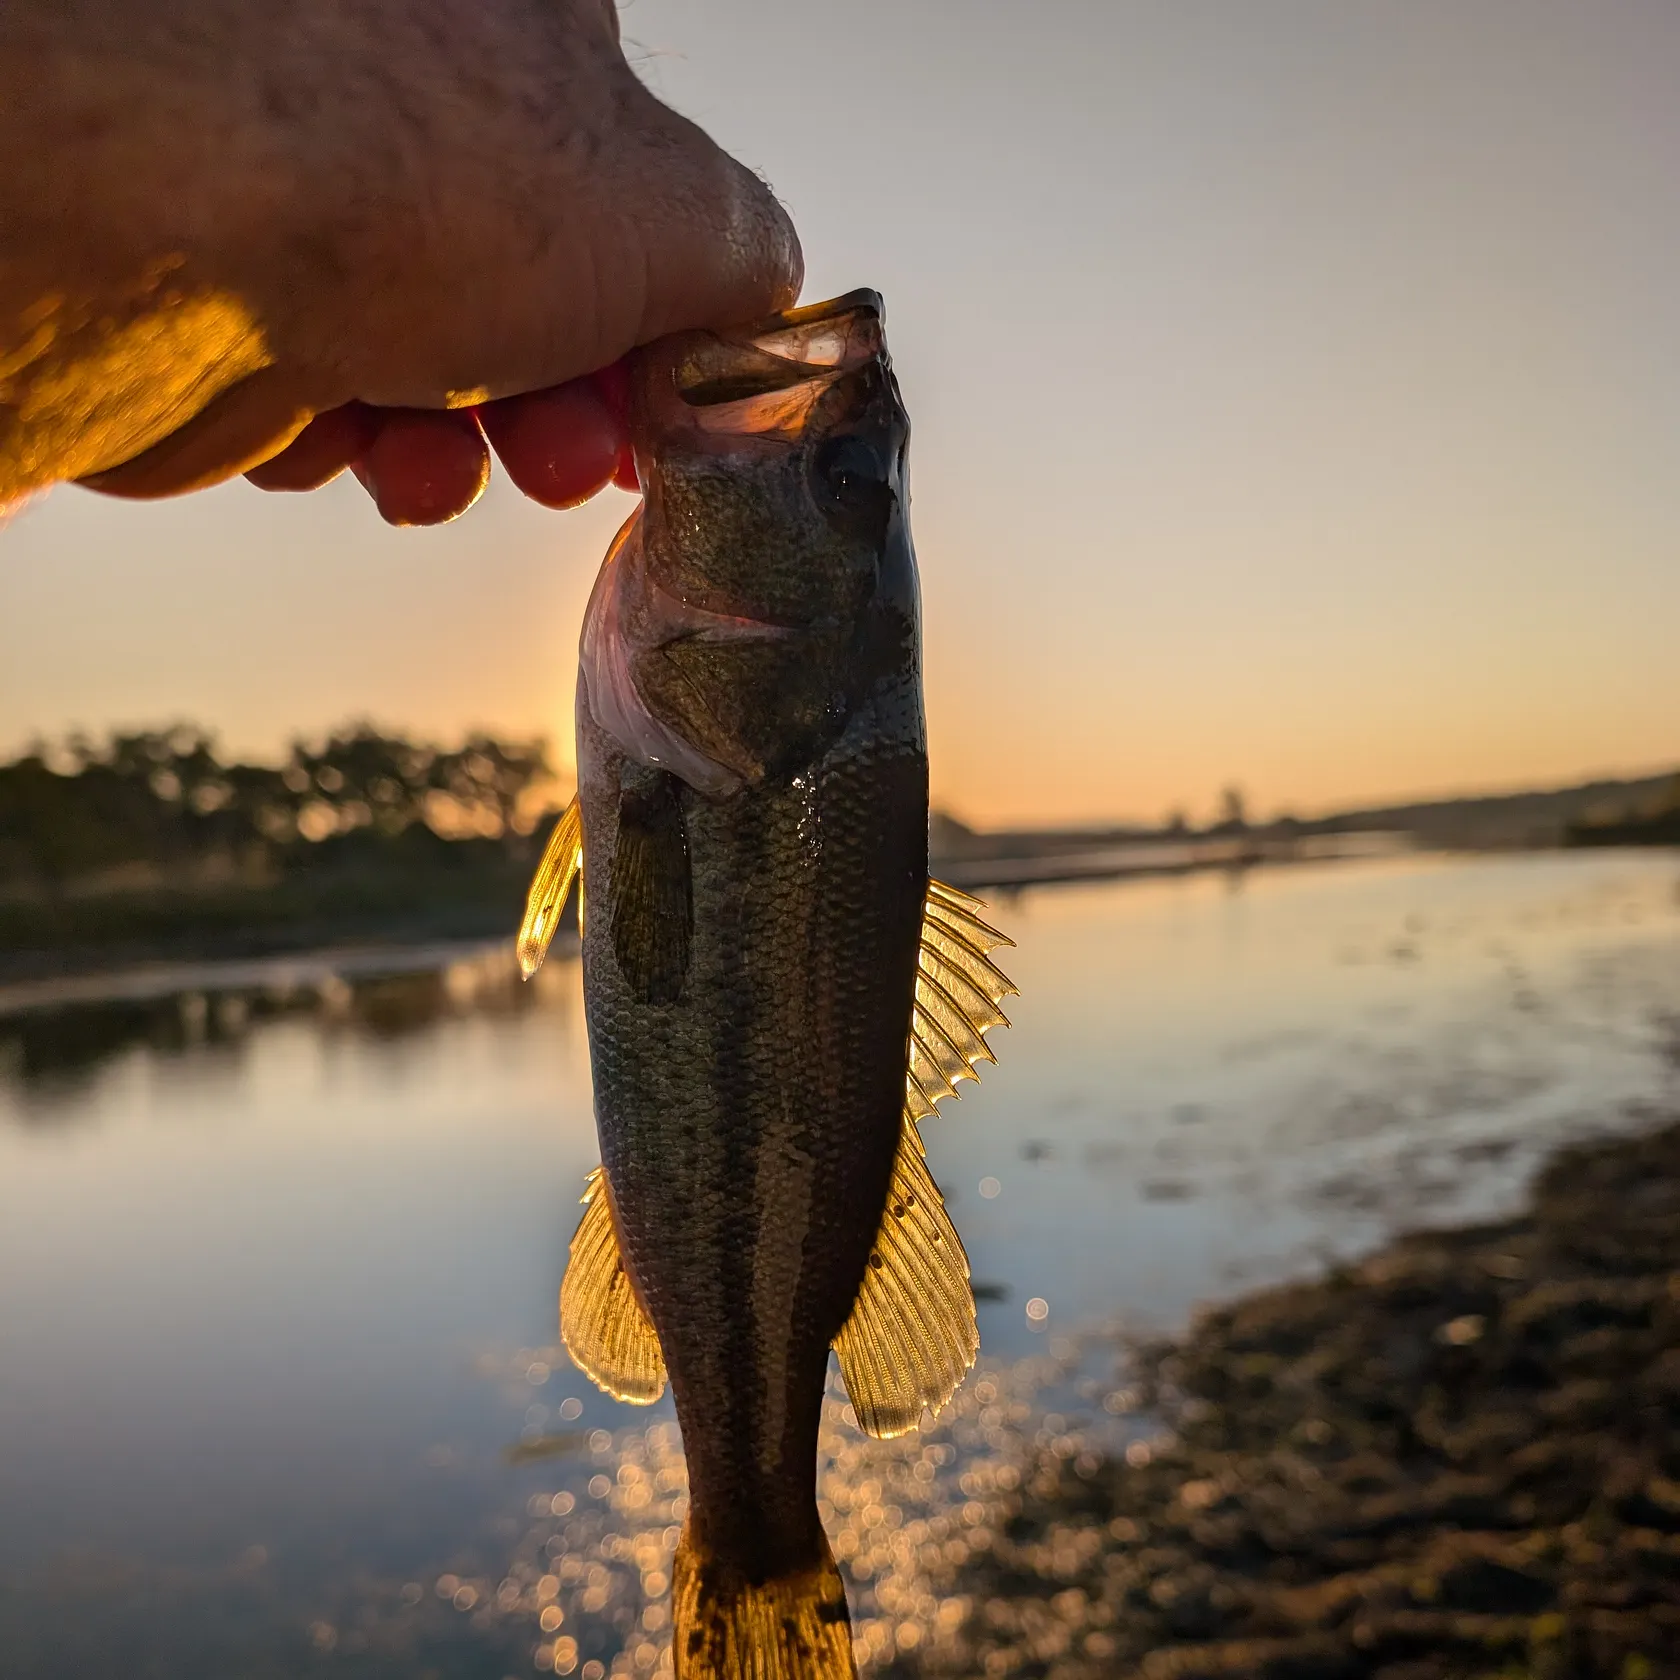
[517,290,1014,1680]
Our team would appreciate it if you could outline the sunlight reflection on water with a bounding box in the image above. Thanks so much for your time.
[1,850,1676,1674]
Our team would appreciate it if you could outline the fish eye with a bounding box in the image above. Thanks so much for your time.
[810,436,895,545]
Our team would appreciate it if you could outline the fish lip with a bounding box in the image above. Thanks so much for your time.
[754,287,886,335]
[742,288,886,374]
[632,291,890,445]
[674,291,885,401]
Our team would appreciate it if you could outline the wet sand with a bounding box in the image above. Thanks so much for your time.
[896,1115,1680,1680]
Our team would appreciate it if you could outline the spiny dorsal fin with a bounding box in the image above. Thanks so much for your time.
[834,1119,977,1438]
[907,878,1016,1123]
[559,1167,667,1404]
[518,799,584,979]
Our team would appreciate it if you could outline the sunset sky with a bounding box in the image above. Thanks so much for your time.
[2,0,1676,827]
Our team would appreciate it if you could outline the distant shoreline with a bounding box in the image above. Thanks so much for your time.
[0,832,1416,1008]
[933,827,1410,890]
[4,832,1676,1022]
[4,729,1673,994]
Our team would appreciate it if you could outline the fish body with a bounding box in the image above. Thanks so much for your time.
[519,293,1014,1680]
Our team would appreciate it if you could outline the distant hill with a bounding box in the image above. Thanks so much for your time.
[932,766,1680,866]
[1294,770,1680,850]
[929,810,1161,862]
[1561,772,1680,848]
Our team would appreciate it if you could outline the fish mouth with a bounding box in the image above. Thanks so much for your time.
[641,291,889,441]
[672,290,884,405]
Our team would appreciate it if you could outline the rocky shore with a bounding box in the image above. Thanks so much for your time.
[902,1115,1680,1680]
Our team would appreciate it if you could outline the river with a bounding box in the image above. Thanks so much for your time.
[2,849,1676,1676]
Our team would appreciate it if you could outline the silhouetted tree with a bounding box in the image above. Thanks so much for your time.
[1216,785,1249,834]
[0,724,565,889]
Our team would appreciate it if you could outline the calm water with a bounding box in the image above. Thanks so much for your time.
[2,850,1677,1676]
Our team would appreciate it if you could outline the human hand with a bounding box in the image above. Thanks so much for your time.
[240,362,642,525]
[2,0,801,522]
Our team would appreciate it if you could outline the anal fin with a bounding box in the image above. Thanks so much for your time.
[560,1167,667,1404]
[833,1120,977,1438]
[833,879,1015,1439]
[518,798,583,978]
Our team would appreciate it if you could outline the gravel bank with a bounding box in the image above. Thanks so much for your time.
[899,1114,1680,1680]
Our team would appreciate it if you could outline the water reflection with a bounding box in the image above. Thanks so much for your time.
[1,852,1677,1675]
[436,1350,1136,1679]
[0,939,573,1100]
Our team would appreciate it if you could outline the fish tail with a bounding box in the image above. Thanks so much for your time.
[672,1524,855,1680]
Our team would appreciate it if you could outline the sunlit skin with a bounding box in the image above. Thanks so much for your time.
[1,0,794,522]
[350,409,491,527]
[477,381,621,511]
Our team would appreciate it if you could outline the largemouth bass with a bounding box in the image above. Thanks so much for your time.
[518,290,1014,1680]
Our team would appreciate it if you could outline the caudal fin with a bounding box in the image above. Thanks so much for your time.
[672,1527,855,1680]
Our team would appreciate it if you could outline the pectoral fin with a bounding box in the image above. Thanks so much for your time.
[560,1168,667,1405]
[610,770,692,1005]
[518,799,583,979]
[834,880,1015,1439]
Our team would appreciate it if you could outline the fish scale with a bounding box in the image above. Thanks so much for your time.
[581,734,926,1577]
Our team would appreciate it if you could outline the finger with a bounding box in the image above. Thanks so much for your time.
[588,363,640,493]
[77,366,317,499]
[357,409,490,526]
[244,403,379,491]
[479,380,619,509]
[591,360,631,428]
[611,92,805,352]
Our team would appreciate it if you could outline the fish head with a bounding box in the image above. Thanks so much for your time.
[580,291,920,798]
